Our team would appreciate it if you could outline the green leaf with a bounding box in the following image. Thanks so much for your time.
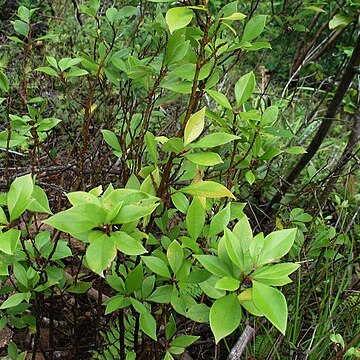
[36,118,61,132]
[167,240,183,275]
[285,146,307,155]
[85,234,117,275]
[36,67,59,77]
[252,280,287,335]
[186,303,210,323]
[145,131,158,164]
[65,67,88,77]
[0,70,9,93]
[242,15,267,42]
[147,285,173,303]
[58,58,82,71]
[166,7,193,34]
[261,106,279,125]
[170,335,200,348]
[126,264,143,294]
[180,181,235,199]
[184,107,206,146]
[104,295,125,315]
[141,256,171,278]
[7,174,34,221]
[67,191,101,206]
[27,185,52,214]
[0,207,8,224]
[221,12,246,21]
[171,192,189,214]
[329,13,353,29]
[106,7,118,22]
[194,132,240,148]
[43,203,107,234]
[258,229,297,265]
[0,292,30,309]
[67,282,92,294]
[186,197,205,240]
[233,215,253,253]
[252,263,300,286]
[215,276,240,291]
[210,294,242,344]
[235,71,255,106]
[224,227,244,270]
[208,204,231,237]
[101,130,122,153]
[12,19,29,37]
[184,152,223,166]
[140,311,157,340]
[205,89,232,110]
[194,255,231,277]
[112,231,147,256]
[245,170,256,185]
[0,229,21,255]
[113,203,158,224]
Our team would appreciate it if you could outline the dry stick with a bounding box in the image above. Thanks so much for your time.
[265,32,360,215]
[227,325,255,360]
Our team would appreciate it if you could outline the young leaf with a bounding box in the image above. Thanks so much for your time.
[7,174,34,221]
[170,335,200,348]
[101,129,122,154]
[208,204,231,238]
[180,181,235,199]
[141,256,171,278]
[0,292,30,310]
[210,294,242,344]
[184,152,223,166]
[234,71,255,106]
[0,229,21,255]
[242,15,267,42]
[0,70,9,93]
[186,197,205,241]
[171,191,189,214]
[205,89,232,110]
[43,203,107,234]
[184,107,206,146]
[233,215,253,253]
[85,234,117,275]
[167,240,183,275]
[186,303,210,323]
[215,276,240,291]
[27,185,52,214]
[166,7,193,34]
[140,311,157,340]
[194,132,240,148]
[224,227,244,270]
[252,280,287,335]
[194,255,232,277]
[257,229,297,265]
[112,231,147,256]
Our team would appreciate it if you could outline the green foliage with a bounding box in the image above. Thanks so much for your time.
[0,0,359,358]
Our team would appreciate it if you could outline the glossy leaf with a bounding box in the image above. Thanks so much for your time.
[166,7,193,34]
[112,231,147,256]
[242,15,267,42]
[180,181,235,199]
[205,89,232,110]
[194,132,240,148]
[186,197,205,240]
[184,107,206,146]
[184,152,223,166]
[85,234,117,275]
[167,240,183,275]
[141,256,171,278]
[252,280,287,335]
[234,71,255,106]
[7,173,34,221]
[258,229,297,265]
[210,294,242,344]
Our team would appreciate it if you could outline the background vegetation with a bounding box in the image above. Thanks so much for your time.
[0,0,359,359]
